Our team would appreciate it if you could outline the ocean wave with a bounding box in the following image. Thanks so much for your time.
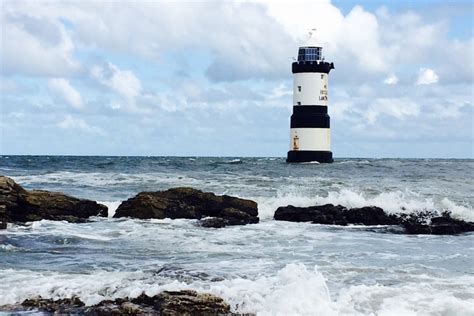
[254,188,474,222]
[7,220,114,241]
[210,159,243,165]
[10,171,203,188]
[0,244,18,251]
[335,160,371,165]
[1,264,472,315]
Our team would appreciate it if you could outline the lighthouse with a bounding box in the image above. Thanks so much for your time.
[287,30,334,163]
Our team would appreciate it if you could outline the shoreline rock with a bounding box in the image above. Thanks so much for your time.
[0,176,108,228]
[0,290,234,315]
[274,204,474,235]
[114,187,259,227]
[0,205,7,229]
[1,174,470,235]
[400,212,474,235]
[274,204,399,226]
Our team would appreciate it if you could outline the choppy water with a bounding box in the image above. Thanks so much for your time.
[0,156,473,315]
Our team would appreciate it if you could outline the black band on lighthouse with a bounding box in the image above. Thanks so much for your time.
[292,61,334,74]
[291,113,330,128]
[287,151,333,163]
[292,106,327,114]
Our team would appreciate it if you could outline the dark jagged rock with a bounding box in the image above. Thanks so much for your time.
[114,187,259,227]
[274,204,473,235]
[345,206,400,226]
[200,217,229,228]
[274,204,399,226]
[0,176,108,226]
[0,205,7,229]
[1,290,233,315]
[199,216,257,228]
[21,296,85,314]
[402,215,474,235]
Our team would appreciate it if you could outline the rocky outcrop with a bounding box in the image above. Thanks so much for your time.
[0,176,107,227]
[274,204,399,226]
[1,290,233,315]
[400,213,474,235]
[114,187,258,227]
[274,204,474,235]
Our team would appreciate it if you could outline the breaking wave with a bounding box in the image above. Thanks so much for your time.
[1,264,472,315]
[255,188,473,222]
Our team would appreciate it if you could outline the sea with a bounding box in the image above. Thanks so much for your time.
[0,156,473,315]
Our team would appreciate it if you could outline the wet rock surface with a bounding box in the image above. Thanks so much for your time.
[274,204,474,235]
[400,212,474,235]
[0,205,7,229]
[114,187,259,227]
[0,290,234,315]
[274,204,399,226]
[0,176,107,227]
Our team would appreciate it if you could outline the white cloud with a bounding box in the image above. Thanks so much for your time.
[48,78,83,109]
[1,12,80,76]
[57,115,104,135]
[364,98,421,124]
[416,68,439,85]
[3,1,471,84]
[91,62,142,100]
[383,74,399,85]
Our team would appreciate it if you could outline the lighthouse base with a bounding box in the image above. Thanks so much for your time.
[287,150,333,163]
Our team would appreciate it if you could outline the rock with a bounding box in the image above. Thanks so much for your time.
[0,176,108,224]
[20,296,85,314]
[135,290,231,315]
[344,206,400,225]
[402,215,474,235]
[1,290,233,315]
[274,204,346,224]
[114,187,258,227]
[274,204,398,226]
[274,203,474,235]
[0,176,28,223]
[0,205,7,229]
[200,217,229,228]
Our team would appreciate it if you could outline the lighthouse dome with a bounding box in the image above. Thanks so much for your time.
[297,29,323,62]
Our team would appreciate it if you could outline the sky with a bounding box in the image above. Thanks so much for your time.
[1,0,473,158]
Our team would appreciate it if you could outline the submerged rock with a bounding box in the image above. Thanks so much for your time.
[0,176,107,226]
[274,204,473,235]
[114,187,258,227]
[200,217,229,228]
[1,290,233,315]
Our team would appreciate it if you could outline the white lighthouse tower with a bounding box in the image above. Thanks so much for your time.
[287,30,334,163]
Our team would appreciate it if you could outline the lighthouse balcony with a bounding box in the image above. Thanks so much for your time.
[292,61,334,74]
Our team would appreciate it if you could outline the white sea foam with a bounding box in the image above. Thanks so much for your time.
[336,278,474,316]
[336,160,371,164]
[0,264,472,315]
[97,200,121,217]
[0,244,18,251]
[254,188,474,222]
[11,171,202,188]
[440,198,474,222]
[7,220,114,241]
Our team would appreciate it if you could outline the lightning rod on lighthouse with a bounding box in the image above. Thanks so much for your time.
[287,30,335,163]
